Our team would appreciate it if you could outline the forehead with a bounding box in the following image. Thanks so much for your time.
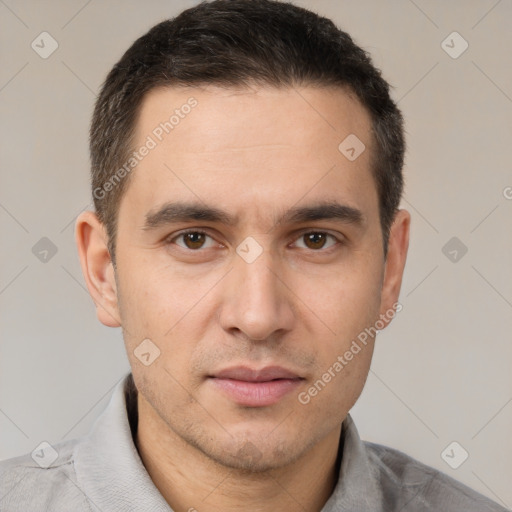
[119,84,377,229]
[136,84,372,154]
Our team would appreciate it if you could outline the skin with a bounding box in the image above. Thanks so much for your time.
[76,84,410,512]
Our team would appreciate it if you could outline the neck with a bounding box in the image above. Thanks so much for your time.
[134,393,342,512]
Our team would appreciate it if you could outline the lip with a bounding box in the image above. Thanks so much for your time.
[208,366,304,407]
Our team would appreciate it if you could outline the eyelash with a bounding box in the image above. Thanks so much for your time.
[167,228,342,252]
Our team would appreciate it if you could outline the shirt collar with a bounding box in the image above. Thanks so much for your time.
[74,372,379,511]
[74,373,173,511]
[322,414,382,511]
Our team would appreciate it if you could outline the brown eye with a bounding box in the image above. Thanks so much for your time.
[294,232,338,251]
[304,232,327,249]
[183,232,206,249]
[172,231,216,250]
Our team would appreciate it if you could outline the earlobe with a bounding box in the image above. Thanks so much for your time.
[378,209,411,329]
[75,210,121,328]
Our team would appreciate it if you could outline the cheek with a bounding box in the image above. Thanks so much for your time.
[297,344,374,430]
[302,259,381,391]
[115,252,186,332]
[305,261,382,338]
[116,261,211,382]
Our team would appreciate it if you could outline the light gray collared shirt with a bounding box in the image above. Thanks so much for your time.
[0,373,508,511]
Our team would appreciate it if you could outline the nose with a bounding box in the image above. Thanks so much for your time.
[218,245,295,342]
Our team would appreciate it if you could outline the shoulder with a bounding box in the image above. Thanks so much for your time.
[0,439,93,511]
[363,441,509,512]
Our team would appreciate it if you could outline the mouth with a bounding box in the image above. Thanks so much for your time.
[208,366,304,407]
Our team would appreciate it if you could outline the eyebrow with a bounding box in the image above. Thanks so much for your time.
[143,200,365,231]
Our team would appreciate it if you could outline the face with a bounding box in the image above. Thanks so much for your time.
[80,84,409,472]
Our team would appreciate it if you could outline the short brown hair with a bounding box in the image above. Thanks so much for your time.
[90,0,405,263]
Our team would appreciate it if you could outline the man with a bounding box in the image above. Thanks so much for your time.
[0,1,507,510]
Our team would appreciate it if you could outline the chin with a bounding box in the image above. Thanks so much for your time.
[213,447,295,474]
[194,432,310,474]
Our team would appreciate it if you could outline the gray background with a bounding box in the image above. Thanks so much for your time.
[1,0,511,507]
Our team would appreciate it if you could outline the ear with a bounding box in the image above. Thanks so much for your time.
[75,210,121,327]
[378,209,411,328]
